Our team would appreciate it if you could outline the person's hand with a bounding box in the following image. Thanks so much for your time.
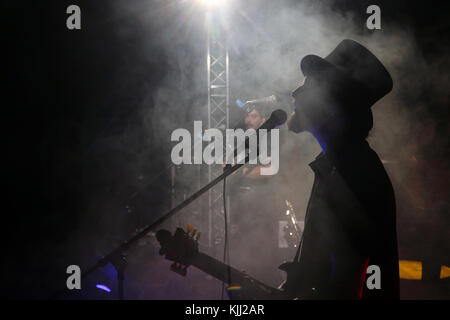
[222,161,235,168]
[222,161,238,175]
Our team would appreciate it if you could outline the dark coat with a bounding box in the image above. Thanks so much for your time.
[285,140,399,299]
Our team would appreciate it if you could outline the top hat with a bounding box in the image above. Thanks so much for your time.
[300,39,393,107]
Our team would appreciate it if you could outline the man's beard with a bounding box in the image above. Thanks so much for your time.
[287,110,308,133]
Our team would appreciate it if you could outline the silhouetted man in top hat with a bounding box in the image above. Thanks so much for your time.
[284,39,399,299]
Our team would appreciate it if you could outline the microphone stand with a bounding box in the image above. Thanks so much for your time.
[52,159,246,300]
[53,109,286,300]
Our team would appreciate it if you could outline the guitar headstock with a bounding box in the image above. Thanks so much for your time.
[156,225,201,276]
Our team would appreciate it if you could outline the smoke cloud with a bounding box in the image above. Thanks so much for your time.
[56,0,448,299]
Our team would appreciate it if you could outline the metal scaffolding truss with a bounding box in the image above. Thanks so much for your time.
[206,12,229,252]
[207,40,229,129]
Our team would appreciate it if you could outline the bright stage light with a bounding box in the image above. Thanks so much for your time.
[199,0,225,7]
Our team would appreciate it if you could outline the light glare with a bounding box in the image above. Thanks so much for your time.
[96,284,112,292]
[199,0,224,7]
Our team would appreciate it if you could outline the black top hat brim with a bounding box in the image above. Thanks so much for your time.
[300,54,374,105]
[301,54,338,77]
[299,40,393,107]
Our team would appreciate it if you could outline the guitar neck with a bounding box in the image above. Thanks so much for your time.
[156,227,283,299]
[191,252,249,285]
[189,252,280,299]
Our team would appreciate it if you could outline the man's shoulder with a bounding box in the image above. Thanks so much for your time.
[334,142,395,197]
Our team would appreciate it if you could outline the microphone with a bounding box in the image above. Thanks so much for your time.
[244,95,277,105]
[257,109,287,130]
[224,109,287,169]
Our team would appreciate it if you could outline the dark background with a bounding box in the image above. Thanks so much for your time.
[3,0,449,299]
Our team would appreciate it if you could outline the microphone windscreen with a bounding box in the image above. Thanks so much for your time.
[259,109,287,130]
[270,109,288,126]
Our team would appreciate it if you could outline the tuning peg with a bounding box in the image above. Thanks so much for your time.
[186,224,195,234]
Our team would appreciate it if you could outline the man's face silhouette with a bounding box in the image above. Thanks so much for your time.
[289,76,336,133]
